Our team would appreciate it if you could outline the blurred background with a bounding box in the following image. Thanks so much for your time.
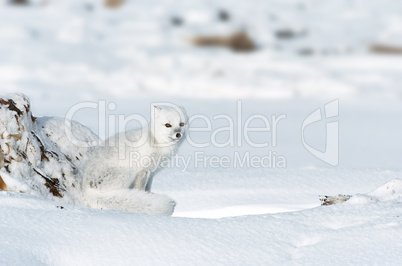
[1,0,402,104]
[1,0,402,168]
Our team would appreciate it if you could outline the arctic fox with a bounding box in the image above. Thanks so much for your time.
[82,105,187,216]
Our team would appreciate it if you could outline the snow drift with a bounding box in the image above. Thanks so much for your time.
[1,176,402,265]
[0,93,98,204]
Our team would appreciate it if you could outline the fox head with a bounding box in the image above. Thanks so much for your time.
[151,105,187,146]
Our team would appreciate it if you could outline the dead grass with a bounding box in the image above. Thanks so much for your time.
[104,0,124,9]
[370,44,402,54]
[191,31,255,52]
[319,194,352,205]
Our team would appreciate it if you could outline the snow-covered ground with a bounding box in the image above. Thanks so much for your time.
[1,178,402,265]
[1,0,402,265]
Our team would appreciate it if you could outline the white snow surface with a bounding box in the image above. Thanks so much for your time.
[1,176,402,265]
[1,0,402,265]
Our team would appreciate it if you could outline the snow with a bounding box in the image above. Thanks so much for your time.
[1,0,402,265]
[1,178,402,265]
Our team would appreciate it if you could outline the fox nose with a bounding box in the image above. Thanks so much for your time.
[176,133,181,138]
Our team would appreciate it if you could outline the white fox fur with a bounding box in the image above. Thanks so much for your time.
[82,105,187,216]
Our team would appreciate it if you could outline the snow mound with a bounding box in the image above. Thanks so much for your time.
[319,179,402,206]
[369,179,402,201]
[0,93,98,204]
[347,179,402,205]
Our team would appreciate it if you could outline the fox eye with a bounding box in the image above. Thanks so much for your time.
[165,123,172,128]
[180,122,185,127]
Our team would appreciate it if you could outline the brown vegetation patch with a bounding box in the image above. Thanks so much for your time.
[191,31,255,52]
[104,0,124,9]
[370,44,402,54]
[319,194,352,206]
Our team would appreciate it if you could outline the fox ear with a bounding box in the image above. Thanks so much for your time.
[153,105,162,111]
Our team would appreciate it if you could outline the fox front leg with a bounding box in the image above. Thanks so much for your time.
[133,171,150,190]
[144,173,154,192]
